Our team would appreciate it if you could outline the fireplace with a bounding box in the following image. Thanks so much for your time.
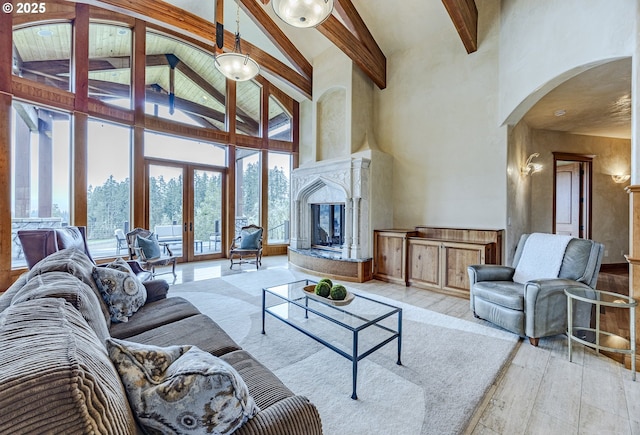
[311,203,345,250]
[288,153,392,282]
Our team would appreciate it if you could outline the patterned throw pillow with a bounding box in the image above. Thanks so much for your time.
[239,229,262,249]
[136,234,161,259]
[104,257,135,274]
[92,267,147,323]
[106,339,259,435]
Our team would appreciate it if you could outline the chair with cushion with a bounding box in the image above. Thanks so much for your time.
[468,232,604,346]
[126,228,177,278]
[229,224,263,270]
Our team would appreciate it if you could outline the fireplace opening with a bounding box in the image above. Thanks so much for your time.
[311,203,345,250]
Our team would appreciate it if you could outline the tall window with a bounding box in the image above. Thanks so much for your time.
[267,152,291,244]
[11,102,71,268]
[236,80,261,137]
[89,23,132,109]
[145,31,226,130]
[236,149,261,235]
[268,96,292,140]
[87,119,131,258]
[13,23,73,91]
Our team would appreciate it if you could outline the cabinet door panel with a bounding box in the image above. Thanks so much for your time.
[441,243,485,293]
[408,240,440,287]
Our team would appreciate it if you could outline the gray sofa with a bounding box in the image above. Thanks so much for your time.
[0,249,322,434]
[468,233,604,346]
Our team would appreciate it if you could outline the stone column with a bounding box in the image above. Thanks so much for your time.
[343,199,353,258]
[351,197,361,258]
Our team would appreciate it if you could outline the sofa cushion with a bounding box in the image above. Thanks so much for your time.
[109,296,201,339]
[0,298,137,434]
[11,271,110,342]
[125,314,242,357]
[107,339,259,435]
[221,350,295,410]
[0,273,27,313]
[25,248,111,326]
[471,281,525,311]
[93,266,147,323]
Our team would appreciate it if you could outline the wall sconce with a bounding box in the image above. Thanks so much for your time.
[521,153,543,175]
[611,174,630,184]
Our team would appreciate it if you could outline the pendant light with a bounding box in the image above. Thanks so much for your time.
[272,0,334,28]
[214,4,260,81]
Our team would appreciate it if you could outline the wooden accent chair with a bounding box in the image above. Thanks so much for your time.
[126,227,177,278]
[229,224,263,270]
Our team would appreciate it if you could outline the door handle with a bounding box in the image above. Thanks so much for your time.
[190,222,193,231]
[184,222,187,232]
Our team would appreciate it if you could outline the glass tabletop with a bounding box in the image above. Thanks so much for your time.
[565,286,637,308]
[263,279,401,331]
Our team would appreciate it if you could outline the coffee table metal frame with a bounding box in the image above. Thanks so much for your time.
[565,286,636,381]
[262,279,402,399]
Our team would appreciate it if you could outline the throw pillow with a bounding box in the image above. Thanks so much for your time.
[106,339,259,435]
[239,229,262,250]
[92,266,147,323]
[137,234,161,260]
[104,257,135,275]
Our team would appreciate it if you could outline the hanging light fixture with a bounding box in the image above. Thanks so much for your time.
[272,0,334,28]
[214,4,259,81]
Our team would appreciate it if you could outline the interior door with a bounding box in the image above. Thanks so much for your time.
[555,162,581,236]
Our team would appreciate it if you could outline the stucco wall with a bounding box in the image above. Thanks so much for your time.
[373,0,507,229]
[499,0,635,126]
[529,131,631,264]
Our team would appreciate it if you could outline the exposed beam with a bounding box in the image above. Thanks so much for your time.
[334,0,385,71]
[317,14,386,90]
[235,0,312,80]
[442,0,478,54]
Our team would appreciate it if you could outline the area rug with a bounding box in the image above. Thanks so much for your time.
[168,267,519,435]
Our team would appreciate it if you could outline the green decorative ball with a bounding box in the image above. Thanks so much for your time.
[318,278,333,288]
[330,284,347,301]
[314,281,331,297]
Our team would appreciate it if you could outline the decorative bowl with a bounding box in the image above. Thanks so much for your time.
[303,285,355,306]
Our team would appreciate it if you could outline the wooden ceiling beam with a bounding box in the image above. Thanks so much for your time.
[235,0,312,80]
[441,0,478,54]
[334,0,385,71]
[317,14,386,90]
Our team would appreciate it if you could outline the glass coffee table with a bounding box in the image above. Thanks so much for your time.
[262,279,402,399]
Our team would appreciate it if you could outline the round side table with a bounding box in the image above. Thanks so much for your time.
[565,287,636,381]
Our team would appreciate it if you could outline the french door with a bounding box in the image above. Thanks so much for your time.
[146,160,225,262]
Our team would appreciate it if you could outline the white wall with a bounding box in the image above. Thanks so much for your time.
[373,0,507,229]
[500,0,636,126]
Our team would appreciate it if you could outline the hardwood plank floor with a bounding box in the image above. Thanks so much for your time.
[171,258,640,434]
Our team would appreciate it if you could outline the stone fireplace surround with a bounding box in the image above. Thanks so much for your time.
[290,157,371,260]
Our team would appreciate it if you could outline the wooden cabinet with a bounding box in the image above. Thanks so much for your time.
[374,227,503,297]
[373,229,417,285]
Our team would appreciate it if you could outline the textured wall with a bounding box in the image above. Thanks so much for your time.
[529,131,630,264]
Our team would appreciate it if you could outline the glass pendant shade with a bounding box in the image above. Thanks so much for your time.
[215,52,260,81]
[272,0,334,28]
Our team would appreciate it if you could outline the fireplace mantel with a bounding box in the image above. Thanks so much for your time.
[290,157,371,259]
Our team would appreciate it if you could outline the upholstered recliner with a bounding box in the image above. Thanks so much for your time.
[468,233,604,346]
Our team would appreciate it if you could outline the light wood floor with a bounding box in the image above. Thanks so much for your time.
[170,257,640,435]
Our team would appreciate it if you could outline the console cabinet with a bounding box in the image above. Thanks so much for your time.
[374,227,503,297]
